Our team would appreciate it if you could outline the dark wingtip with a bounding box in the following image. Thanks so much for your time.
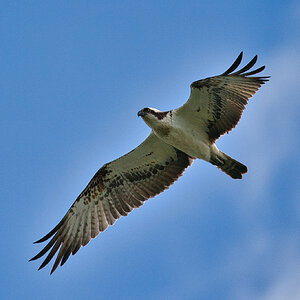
[221,51,243,76]
[50,261,60,274]
[38,258,49,271]
[33,233,54,244]
[222,52,270,80]
[29,253,40,261]
[232,55,258,75]
[237,51,243,59]
[32,216,66,244]
[243,65,266,76]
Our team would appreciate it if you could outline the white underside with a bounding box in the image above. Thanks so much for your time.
[152,114,219,162]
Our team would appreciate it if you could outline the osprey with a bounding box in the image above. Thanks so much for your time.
[31,52,269,273]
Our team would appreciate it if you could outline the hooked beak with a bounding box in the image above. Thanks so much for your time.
[137,110,146,117]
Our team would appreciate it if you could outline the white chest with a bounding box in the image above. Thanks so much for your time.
[153,116,211,160]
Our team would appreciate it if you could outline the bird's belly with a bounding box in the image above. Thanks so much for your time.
[155,127,211,161]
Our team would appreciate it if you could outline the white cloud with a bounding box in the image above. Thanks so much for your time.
[259,262,300,300]
[225,31,300,300]
[230,45,300,210]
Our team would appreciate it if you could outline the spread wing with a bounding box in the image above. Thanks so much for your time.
[175,52,270,142]
[30,133,193,274]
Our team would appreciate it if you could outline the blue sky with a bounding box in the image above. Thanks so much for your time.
[1,1,300,299]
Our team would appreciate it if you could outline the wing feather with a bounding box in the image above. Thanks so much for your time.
[91,204,100,238]
[231,54,257,75]
[31,133,193,273]
[176,52,269,142]
[221,51,243,75]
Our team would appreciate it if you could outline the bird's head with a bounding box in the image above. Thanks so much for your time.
[137,107,158,117]
[137,107,168,119]
[137,107,170,131]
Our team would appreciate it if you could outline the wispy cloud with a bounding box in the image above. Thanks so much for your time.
[235,45,299,209]
[150,17,300,300]
[258,259,300,300]
[224,34,300,299]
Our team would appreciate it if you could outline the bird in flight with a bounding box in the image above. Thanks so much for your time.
[30,52,269,274]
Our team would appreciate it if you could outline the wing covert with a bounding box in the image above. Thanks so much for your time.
[176,52,269,142]
[30,133,193,273]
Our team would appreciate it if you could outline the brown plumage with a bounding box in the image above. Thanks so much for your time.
[184,52,269,143]
[31,52,269,273]
[30,134,192,274]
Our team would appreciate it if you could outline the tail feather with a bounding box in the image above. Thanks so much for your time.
[210,152,247,179]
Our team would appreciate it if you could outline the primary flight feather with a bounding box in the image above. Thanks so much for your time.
[30,52,269,273]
